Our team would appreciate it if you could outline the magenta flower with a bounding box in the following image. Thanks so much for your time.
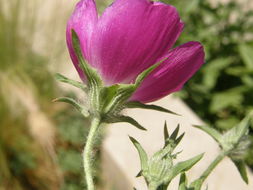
[66,0,204,103]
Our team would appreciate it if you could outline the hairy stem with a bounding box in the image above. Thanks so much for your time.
[191,151,227,189]
[83,117,101,190]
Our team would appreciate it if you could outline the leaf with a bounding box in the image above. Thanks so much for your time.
[203,58,231,90]
[215,117,240,130]
[102,84,136,115]
[193,125,222,144]
[179,173,188,190]
[53,97,89,117]
[233,161,248,184]
[226,66,253,76]
[108,115,147,131]
[227,111,252,144]
[129,136,148,170]
[175,133,185,147]
[134,63,160,87]
[55,73,87,91]
[100,84,120,111]
[170,125,180,141]
[71,30,102,87]
[125,101,179,115]
[134,56,169,87]
[167,153,204,182]
[239,43,253,69]
[210,92,243,113]
[164,121,169,145]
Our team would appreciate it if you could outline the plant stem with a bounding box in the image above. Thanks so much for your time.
[148,183,158,190]
[83,117,101,190]
[191,151,227,189]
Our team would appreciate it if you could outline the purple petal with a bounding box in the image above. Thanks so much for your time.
[89,0,184,84]
[130,42,205,103]
[66,0,98,81]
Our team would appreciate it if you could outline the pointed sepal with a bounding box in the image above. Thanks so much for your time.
[134,63,160,87]
[164,121,169,145]
[55,73,87,91]
[125,101,179,115]
[53,97,89,117]
[233,160,249,184]
[71,30,102,87]
[164,124,185,150]
[129,136,148,171]
[165,153,204,182]
[179,173,188,190]
[106,115,146,131]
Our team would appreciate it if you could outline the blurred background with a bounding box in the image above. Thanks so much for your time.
[0,0,252,189]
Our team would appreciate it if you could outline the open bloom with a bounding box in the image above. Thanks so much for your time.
[66,0,204,103]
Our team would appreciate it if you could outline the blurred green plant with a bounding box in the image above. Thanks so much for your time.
[0,0,63,189]
[54,104,102,190]
[166,0,253,168]
[0,0,104,189]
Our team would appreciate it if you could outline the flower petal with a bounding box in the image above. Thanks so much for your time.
[130,42,205,103]
[66,0,98,80]
[89,0,184,84]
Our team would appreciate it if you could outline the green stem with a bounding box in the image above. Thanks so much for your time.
[148,183,158,190]
[191,151,227,189]
[83,117,101,190]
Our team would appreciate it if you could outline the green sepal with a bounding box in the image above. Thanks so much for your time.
[134,56,169,87]
[165,153,204,182]
[179,173,188,190]
[105,115,146,131]
[71,30,102,88]
[164,121,169,145]
[175,133,185,147]
[233,160,249,184]
[53,97,89,117]
[101,84,136,115]
[193,124,222,144]
[164,124,185,150]
[170,124,180,141]
[223,112,252,148]
[125,101,179,115]
[129,137,148,171]
[100,84,120,111]
[134,63,160,87]
[55,73,87,91]
[189,178,203,190]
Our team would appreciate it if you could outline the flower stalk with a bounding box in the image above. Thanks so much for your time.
[199,151,227,183]
[83,116,101,190]
[190,151,228,190]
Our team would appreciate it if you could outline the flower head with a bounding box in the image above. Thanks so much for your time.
[66,0,204,103]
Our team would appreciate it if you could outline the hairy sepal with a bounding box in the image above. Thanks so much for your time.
[55,73,87,91]
[53,97,89,117]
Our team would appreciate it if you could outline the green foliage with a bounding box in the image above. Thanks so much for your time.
[0,0,102,189]
[166,0,253,168]
[0,0,61,189]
